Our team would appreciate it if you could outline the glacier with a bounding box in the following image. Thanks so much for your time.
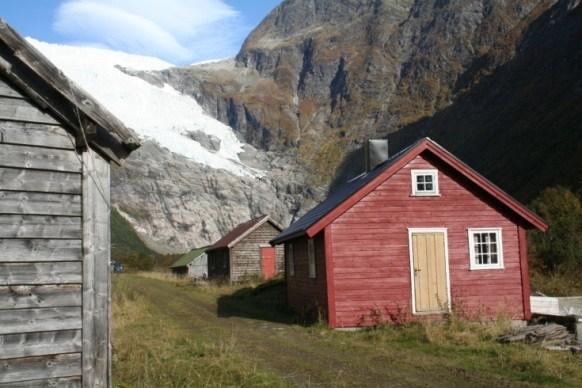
[28,38,260,177]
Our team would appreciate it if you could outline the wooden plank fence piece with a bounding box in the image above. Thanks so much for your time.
[0,96,60,125]
[0,330,82,359]
[0,78,25,99]
[0,307,81,335]
[0,262,82,286]
[0,191,81,216]
[0,353,81,384]
[0,121,75,149]
[0,285,81,309]
[0,239,82,263]
[0,168,81,194]
[0,376,81,388]
[0,215,81,239]
[0,144,81,172]
[82,150,111,388]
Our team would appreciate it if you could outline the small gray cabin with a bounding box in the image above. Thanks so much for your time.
[0,21,140,387]
[171,247,208,279]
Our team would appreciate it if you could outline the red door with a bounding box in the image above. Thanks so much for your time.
[260,247,276,280]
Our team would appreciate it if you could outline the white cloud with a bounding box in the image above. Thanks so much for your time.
[53,0,243,64]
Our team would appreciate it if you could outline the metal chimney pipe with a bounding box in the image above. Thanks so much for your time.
[365,139,389,172]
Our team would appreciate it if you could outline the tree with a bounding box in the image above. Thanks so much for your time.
[529,187,582,272]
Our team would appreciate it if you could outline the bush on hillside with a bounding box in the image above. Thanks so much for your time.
[529,186,582,273]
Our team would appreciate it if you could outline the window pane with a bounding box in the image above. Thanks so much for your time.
[489,233,497,242]
[491,253,498,264]
[475,234,482,244]
[417,175,425,183]
[425,183,433,191]
[424,175,433,183]
[417,183,425,191]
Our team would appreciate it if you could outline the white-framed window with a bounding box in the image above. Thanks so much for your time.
[307,239,316,278]
[287,243,295,276]
[468,228,504,270]
[411,169,439,196]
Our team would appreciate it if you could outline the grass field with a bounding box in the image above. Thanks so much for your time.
[112,274,582,387]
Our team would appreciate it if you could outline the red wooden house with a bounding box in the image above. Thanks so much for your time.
[271,138,547,328]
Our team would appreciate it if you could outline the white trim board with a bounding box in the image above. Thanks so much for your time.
[407,228,452,315]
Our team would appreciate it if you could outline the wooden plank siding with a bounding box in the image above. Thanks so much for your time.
[0,307,82,335]
[0,144,81,172]
[0,96,60,125]
[0,330,82,360]
[327,154,527,327]
[0,191,81,216]
[0,262,82,285]
[0,353,81,384]
[82,150,111,388]
[0,75,88,385]
[0,240,82,262]
[229,222,284,282]
[0,167,81,194]
[0,376,81,388]
[0,120,76,149]
[285,233,328,319]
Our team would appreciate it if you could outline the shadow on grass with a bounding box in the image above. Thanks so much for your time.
[217,278,314,325]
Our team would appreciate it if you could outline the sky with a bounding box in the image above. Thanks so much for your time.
[1,0,282,65]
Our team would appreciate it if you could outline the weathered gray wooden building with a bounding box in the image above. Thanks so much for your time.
[0,21,140,387]
[207,215,283,282]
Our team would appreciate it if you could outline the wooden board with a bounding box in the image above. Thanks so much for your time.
[0,215,81,239]
[0,191,81,216]
[0,167,81,194]
[0,262,82,285]
[0,144,81,172]
[0,353,81,384]
[82,150,112,387]
[0,120,75,149]
[0,78,25,98]
[0,285,81,309]
[0,96,60,125]
[0,376,81,388]
[0,330,82,360]
[0,307,82,335]
[0,239,82,262]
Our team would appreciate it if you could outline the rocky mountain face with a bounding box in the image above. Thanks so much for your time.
[111,141,320,253]
[149,0,581,199]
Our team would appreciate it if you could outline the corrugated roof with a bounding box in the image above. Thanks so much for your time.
[171,247,207,268]
[271,141,418,244]
[207,215,281,251]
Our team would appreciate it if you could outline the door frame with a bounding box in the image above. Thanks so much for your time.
[407,228,452,315]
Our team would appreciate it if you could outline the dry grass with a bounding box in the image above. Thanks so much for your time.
[112,275,285,387]
[113,275,582,387]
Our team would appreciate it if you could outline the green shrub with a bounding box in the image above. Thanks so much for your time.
[529,187,582,273]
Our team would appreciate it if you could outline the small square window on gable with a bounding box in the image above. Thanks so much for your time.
[411,169,439,196]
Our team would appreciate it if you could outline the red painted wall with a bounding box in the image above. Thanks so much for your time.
[329,153,528,327]
[285,233,328,320]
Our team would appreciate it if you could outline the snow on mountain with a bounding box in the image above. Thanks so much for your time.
[27,38,260,177]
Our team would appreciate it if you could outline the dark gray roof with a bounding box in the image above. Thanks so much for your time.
[271,141,419,245]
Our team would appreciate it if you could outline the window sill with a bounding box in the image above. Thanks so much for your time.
[469,266,504,271]
[410,193,441,197]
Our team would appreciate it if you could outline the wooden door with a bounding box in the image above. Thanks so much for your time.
[260,247,276,280]
[411,231,449,313]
